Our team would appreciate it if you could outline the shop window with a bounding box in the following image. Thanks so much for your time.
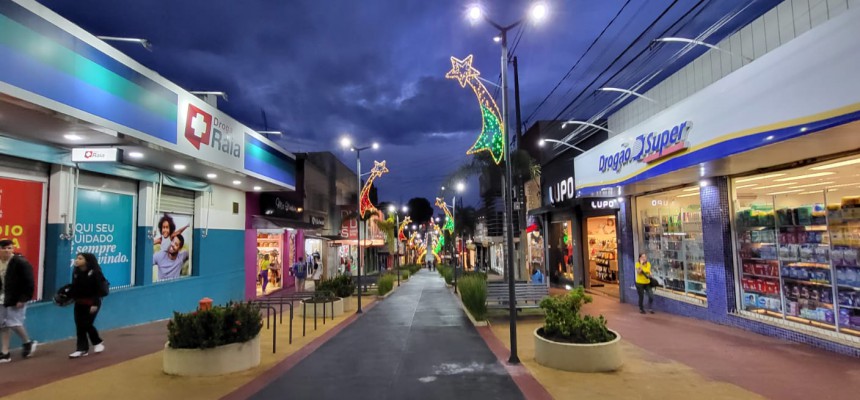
[153,186,195,282]
[636,187,705,302]
[549,220,575,284]
[733,155,860,337]
[75,173,138,289]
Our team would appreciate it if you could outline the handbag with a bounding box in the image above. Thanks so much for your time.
[649,276,661,288]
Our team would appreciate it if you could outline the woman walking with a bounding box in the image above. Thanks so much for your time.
[635,253,655,314]
[69,253,106,358]
[259,254,271,294]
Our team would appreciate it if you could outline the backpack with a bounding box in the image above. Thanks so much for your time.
[98,274,110,297]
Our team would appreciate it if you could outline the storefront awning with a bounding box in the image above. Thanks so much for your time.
[528,204,558,216]
[331,238,385,247]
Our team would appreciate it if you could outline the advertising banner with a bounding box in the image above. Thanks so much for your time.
[152,212,193,282]
[0,178,44,298]
[73,189,134,287]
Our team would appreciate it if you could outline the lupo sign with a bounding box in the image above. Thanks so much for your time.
[548,176,574,204]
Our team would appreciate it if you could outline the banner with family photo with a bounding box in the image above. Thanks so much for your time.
[73,189,134,287]
[152,212,193,282]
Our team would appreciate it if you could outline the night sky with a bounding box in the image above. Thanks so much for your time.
[39,0,778,206]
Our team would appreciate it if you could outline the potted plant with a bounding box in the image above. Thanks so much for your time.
[163,301,263,376]
[297,276,353,317]
[534,287,622,372]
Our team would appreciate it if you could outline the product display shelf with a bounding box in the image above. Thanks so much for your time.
[642,214,705,299]
[593,249,618,283]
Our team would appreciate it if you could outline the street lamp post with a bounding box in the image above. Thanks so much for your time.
[467,1,548,365]
[445,182,466,293]
[388,204,401,287]
[341,137,378,314]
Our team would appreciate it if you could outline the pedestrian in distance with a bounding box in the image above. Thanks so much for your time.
[312,261,322,290]
[635,253,655,314]
[293,257,307,292]
[531,268,544,284]
[269,250,281,287]
[69,252,108,358]
[258,254,271,293]
[0,239,37,363]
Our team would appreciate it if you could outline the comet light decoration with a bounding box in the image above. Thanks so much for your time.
[434,198,455,234]
[359,160,389,218]
[445,55,505,164]
[397,216,412,241]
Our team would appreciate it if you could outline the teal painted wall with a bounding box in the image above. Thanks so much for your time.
[18,227,244,345]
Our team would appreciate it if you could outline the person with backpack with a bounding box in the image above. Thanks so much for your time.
[292,257,307,292]
[68,253,107,358]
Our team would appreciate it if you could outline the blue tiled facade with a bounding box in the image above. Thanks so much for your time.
[618,177,860,358]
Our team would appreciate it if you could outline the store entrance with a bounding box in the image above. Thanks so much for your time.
[585,215,619,298]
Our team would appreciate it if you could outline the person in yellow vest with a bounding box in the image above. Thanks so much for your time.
[635,253,655,314]
[259,254,271,294]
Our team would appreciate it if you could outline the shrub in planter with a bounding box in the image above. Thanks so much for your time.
[408,264,421,275]
[457,275,487,320]
[437,265,453,285]
[378,274,395,296]
[167,301,263,349]
[461,270,487,281]
[316,275,356,298]
[538,287,614,344]
[401,270,410,280]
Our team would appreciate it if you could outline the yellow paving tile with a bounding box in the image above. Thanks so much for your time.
[489,316,764,400]
[8,295,377,400]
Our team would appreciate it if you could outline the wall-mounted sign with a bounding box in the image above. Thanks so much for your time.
[260,193,302,219]
[598,121,691,174]
[548,176,575,204]
[310,215,325,227]
[71,148,121,163]
[581,197,621,213]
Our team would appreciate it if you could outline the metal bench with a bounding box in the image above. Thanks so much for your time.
[486,282,549,310]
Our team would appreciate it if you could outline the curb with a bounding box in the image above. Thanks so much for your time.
[475,326,553,400]
[453,290,489,327]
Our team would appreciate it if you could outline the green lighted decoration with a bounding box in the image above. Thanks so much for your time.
[434,198,455,234]
[445,55,505,164]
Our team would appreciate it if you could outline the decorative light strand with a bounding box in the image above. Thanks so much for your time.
[359,160,389,218]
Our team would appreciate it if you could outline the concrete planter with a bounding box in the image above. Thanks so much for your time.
[297,297,344,317]
[534,328,623,372]
[163,334,260,376]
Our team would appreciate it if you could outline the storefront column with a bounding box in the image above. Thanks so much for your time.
[244,192,260,299]
[618,197,635,304]
[700,177,737,320]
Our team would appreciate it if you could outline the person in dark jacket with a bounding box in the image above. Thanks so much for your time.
[68,253,106,358]
[0,239,37,363]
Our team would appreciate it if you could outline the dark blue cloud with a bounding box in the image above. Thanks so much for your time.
[40,0,779,203]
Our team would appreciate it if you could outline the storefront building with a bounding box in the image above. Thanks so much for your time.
[573,6,860,356]
[0,0,296,343]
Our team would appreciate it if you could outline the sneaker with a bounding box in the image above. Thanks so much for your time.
[22,341,37,358]
[0,353,10,363]
[649,310,656,314]
[640,309,646,314]
[94,343,105,354]
[68,351,88,359]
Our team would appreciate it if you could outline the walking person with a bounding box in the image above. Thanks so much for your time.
[635,253,655,314]
[312,261,322,290]
[0,239,37,363]
[258,254,271,294]
[69,253,107,358]
[292,257,307,292]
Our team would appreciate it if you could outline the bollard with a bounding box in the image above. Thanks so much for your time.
[199,297,213,311]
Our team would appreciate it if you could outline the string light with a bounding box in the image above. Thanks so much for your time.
[445,55,505,164]
[359,160,389,218]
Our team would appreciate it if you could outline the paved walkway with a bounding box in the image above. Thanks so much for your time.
[244,270,525,400]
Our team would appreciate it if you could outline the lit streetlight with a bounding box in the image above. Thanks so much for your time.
[97,36,153,51]
[340,136,379,314]
[466,0,549,365]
